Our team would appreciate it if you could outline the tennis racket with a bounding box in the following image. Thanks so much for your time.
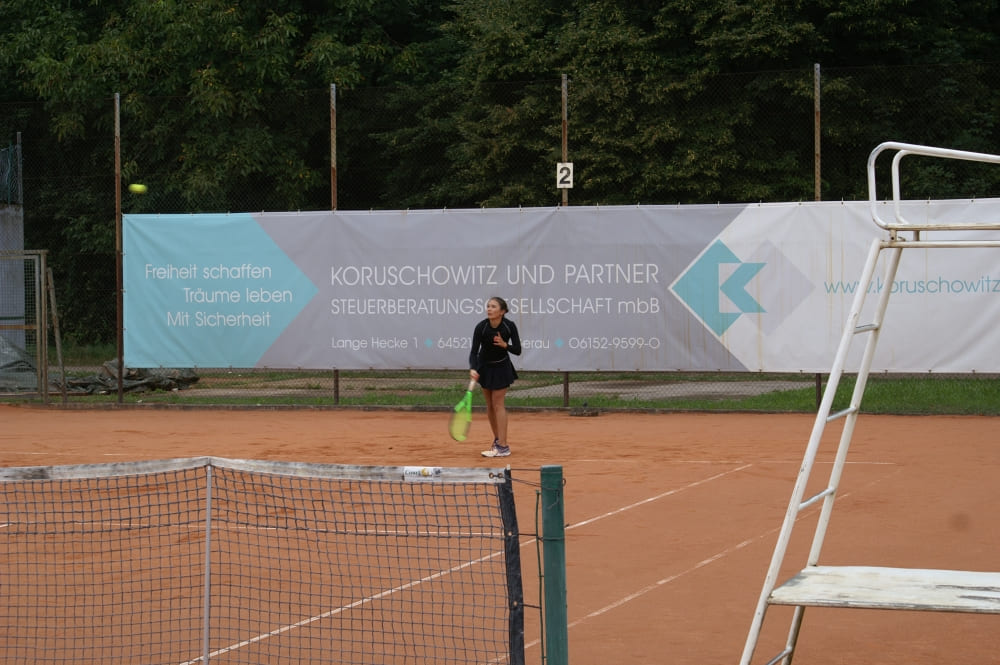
[449,378,477,442]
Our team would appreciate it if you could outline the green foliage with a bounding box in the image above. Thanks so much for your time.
[58,342,116,366]
[4,1,1000,342]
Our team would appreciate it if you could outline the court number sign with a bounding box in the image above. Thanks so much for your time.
[556,162,573,189]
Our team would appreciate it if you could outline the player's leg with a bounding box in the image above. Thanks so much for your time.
[491,387,509,449]
[482,387,499,442]
[481,387,511,457]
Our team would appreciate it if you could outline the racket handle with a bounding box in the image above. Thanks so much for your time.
[467,378,478,391]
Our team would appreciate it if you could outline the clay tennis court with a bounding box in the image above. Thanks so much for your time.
[1,404,997,663]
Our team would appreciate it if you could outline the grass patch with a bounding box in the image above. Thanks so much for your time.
[57,342,116,367]
[843,375,1000,415]
[14,364,1000,415]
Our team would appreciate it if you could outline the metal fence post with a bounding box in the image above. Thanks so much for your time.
[541,465,568,665]
[202,464,214,664]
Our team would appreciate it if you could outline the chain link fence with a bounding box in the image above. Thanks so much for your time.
[3,63,1000,407]
[0,142,22,205]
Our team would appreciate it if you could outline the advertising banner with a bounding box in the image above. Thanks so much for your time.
[123,200,1000,372]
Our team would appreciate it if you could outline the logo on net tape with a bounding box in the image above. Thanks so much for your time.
[403,466,443,481]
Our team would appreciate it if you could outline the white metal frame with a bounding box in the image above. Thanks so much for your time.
[740,142,1000,665]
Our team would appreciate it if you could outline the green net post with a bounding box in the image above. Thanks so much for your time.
[541,465,569,665]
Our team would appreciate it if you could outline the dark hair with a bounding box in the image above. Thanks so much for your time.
[490,296,509,313]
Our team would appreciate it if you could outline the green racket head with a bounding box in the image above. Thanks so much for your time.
[448,380,477,442]
[449,409,471,442]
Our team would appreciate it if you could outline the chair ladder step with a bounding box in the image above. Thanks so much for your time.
[761,647,794,665]
[826,405,858,422]
[798,486,835,511]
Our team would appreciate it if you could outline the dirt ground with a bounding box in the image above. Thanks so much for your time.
[1,404,998,664]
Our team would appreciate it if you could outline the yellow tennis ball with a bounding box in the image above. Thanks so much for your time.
[128,183,147,194]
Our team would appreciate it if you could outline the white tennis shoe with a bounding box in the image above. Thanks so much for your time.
[481,444,511,458]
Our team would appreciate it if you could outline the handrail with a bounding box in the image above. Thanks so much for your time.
[867,141,1000,231]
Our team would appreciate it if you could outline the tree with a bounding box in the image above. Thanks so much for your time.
[3,0,1000,344]
[425,0,823,205]
[0,0,452,342]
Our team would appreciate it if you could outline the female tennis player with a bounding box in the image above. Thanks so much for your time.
[469,296,522,457]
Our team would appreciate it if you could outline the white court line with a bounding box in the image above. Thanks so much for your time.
[173,464,752,663]
[554,463,905,634]
[173,460,897,662]
[568,463,753,530]
[520,463,753,648]
[0,456,896,663]
[177,547,506,665]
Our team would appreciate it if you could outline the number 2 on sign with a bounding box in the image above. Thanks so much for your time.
[556,162,573,189]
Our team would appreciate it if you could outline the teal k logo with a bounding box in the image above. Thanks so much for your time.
[672,240,765,335]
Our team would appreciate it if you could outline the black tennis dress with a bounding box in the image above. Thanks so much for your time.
[469,316,522,390]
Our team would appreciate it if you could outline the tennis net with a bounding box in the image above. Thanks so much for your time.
[0,457,523,665]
